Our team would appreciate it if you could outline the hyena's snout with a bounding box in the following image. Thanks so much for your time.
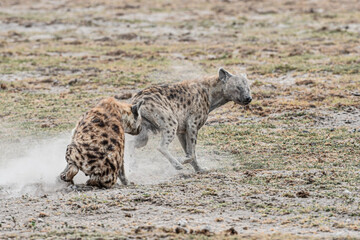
[59,170,69,182]
[59,163,78,183]
[243,96,252,105]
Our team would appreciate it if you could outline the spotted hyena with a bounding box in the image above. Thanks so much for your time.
[131,68,252,172]
[59,97,143,188]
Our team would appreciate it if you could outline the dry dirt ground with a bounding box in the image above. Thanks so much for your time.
[0,0,360,239]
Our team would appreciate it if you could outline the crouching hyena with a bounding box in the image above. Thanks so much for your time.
[131,68,252,172]
[59,97,143,188]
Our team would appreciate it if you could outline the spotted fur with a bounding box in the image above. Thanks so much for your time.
[131,68,252,172]
[59,97,143,188]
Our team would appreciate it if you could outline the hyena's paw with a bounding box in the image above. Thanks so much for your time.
[179,157,193,165]
[58,175,74,186]
[86,178,101,188]
[196,167,208,173]
[174,163,184,170]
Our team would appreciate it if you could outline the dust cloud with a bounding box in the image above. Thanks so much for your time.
[0,133,197,197]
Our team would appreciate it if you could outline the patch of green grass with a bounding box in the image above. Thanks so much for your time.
[199,124,360,171]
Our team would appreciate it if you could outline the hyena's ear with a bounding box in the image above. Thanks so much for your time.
[218,67,232,82]
[131,100,144,119]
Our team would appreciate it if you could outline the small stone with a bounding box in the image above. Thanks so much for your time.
[177,219,187,227]
[175,226,187,234]
[37,218,44,223]
[296,190,310,198]
[343,189,352,195]
[94,36,112,42]
[115,92,133,100]
[215,217,224,222]
[41,123,51,128]
[38,212,49,218]
[224,227,238,235]
[68,79,78,86]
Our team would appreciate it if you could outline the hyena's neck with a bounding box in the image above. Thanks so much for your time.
[203,76,228,112]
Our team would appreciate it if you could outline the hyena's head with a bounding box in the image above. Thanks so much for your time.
[219,68,252,105]
[123,100,143,135]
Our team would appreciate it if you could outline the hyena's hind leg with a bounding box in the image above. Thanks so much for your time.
[86,172,117,189]
[60,163,79,184]
[118,162,129,185]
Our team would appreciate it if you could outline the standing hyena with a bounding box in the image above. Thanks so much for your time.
[59,97,143,188]
[131,68,252,172]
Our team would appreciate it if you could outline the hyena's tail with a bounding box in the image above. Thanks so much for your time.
[133,118,158,149]
[134,125,150,149]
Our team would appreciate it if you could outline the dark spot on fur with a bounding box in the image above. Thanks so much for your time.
[107,144,114,151]
[97,121,105,127]
[86,153,97,159]
[110,138,117,144]
[106,158,116,172]
[187,100,191,106]
[88,159,96,165]
[112,124,120,134]
[143,97,153,102]
[101,133,108,138]
[91,117,100,123]
[90,166,96,172]
[82,143,90,148]
[183,104,186,108]
[100,140,108,145]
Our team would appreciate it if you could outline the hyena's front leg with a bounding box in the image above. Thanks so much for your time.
[60,163,79,184]
[180,122,206,173]
[177,133,193,164]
